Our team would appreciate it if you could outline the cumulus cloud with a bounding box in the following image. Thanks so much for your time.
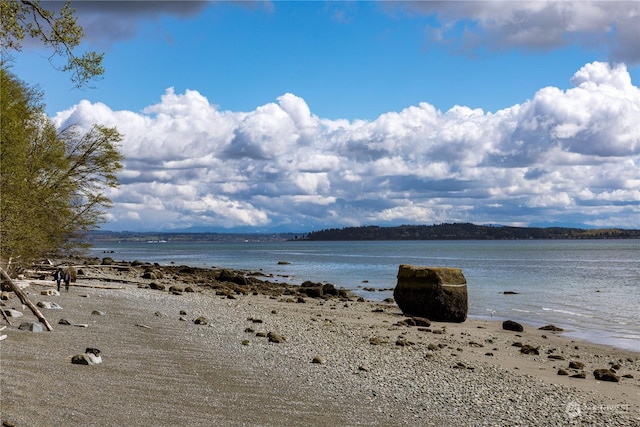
[52,62,640,231]
[398,1,640,63]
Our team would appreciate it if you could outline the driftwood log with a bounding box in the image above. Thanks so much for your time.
[0,267,53,331]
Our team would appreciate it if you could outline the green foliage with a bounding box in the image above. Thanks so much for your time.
[0,69,123,265]
[0,0,104,87]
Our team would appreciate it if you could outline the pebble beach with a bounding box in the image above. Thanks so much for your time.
[1,260,638,426]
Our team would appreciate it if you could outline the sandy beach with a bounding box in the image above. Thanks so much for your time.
[1,261,638,426]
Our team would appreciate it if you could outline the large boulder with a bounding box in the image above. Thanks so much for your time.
[393,265,468,322]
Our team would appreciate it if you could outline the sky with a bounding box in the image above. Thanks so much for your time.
[9,1,640,232]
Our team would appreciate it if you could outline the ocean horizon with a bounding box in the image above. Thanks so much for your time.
[88,238,640,352]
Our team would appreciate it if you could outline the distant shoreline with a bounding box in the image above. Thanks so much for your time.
[82,223,640,243]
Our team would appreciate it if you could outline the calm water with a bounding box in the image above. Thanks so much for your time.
[89,239,640,351]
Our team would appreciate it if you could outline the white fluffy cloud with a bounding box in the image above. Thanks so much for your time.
[53,62,640,231]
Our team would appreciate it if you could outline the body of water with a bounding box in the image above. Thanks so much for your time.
[89,239,639,351]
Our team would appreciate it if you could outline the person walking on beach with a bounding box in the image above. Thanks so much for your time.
[54,268,63,292]
[63,269,71,292]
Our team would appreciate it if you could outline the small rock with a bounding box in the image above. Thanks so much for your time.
[369,337,382,345]
[194,316,208,325]
[468,341,484,348]
[484,352,494,357]
[3,309,23,318]
[411,317,431,327]
[179,310,187,315]
[570,372,586,379]
[520,345,539,355]
[37,301,62,310]
[153,311,163,317]
[149,282,165,291]
[502,320,524,332]
[548,354,565,360]
[241,340,250,346]
[267,331,285,343]
[395,338,414,346]
[311,356,326,364]
[71,348,102,365]
[539,324,564,331]
[557,369,569,376]
[18,322,42,333]
[58,319,75,326]
[569,361,585,370]
[622,374,634,379]
[91,310,106,316]
[41,289,59,296]
[593,369,620,382]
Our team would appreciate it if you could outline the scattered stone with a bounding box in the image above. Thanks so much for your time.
[485,352,494,357]
[3,309,23,318]
[394,265,468,322]
[58,318,75,326]
[154,311,163,317]
[410,317,431,327]
[502,320,524,332]
[593,369,620,382]
[468,341,484,347]
[194,316,208,325]
[557,369,569,376]
[569,361,585,370]
[369,337,382,345]
[267,331,285,343]
[520,345,539,355]
[256,332,267,337]
[511,342,523,347]
[503,291,519,295]
[395,338,414,346]
[91,310,106,316]
[241,340,250,346]
[179,310,187,315]
[358,365,370,372]
[169,286,183,294]
[539,324,564,332]
[37,301,63,310]
[71,348,102,365]
[149,282,165,291]
[245,327,255,333]
[570,372,586,379]
[18,322,43,333]
[622,374,634,379]
[311,356,326,364]
[548,354,565,360]
[41,289,60,296]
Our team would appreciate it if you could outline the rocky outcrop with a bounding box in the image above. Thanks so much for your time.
[393,265,468,322]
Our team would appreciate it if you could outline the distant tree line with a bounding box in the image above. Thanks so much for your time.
[304,223,640,241]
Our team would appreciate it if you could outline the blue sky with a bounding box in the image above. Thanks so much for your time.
[10,1,640,231]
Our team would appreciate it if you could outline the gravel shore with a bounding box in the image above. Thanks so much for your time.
[1,263,638,426]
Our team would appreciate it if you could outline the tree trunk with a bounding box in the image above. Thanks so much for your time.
[0,267,53,331]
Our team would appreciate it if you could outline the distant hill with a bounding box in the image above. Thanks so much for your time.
[303,223,640,241]
[83,231,302,243]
